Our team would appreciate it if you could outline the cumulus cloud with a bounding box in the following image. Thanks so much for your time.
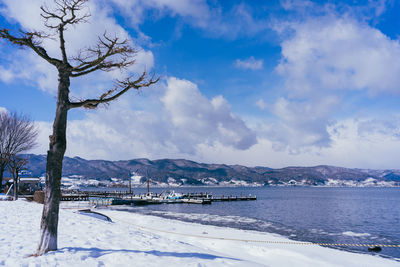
[357,118,400,139]
[235,56,263,70]
[26,79,400,169]
[265,14,400,152]
[192,116,400,169]
[325,118,400,168]
[262,96,339,152]
[31,77,257,160]
[276,16,400,96]
[162,77,257,152]
[160,115,400,169]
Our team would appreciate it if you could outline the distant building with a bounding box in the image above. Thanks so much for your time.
[2,177,42,194]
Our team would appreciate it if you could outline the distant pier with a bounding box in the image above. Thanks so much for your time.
[58,190,256,205]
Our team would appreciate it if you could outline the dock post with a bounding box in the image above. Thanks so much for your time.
[129,171,132,195]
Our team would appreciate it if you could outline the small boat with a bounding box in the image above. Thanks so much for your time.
[78,209,112,222]
[150,191,185,203]
[165,190,184,200]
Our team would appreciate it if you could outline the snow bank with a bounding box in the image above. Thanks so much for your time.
[0,200,399,267]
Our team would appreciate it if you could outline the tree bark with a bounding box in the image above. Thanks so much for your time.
[12,171,18,201]
[37,67,70,255]
[0,164,5,189]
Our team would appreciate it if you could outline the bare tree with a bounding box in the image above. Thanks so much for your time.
[1,0,158,255]
[0,111,38,189]
[8,155,29,201]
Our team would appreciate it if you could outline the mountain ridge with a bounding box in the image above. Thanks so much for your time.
[17,154,400,187]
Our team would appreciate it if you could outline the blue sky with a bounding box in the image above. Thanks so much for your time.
[1,0,400,169]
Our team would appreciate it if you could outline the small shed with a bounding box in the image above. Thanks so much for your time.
[3,177,42,194]
[19,177,42,193]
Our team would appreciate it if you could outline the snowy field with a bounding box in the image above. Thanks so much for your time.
[0,200,399,267]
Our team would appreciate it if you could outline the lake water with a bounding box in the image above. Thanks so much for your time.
[107,187,400,260]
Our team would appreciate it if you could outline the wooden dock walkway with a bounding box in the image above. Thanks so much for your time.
[59,190,256,205]
[211,195,257,201]
[61,194,90,201]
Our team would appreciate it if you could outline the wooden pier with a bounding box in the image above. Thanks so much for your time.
[60,194,90,201]
[210,195,257,201]
[59,190,256,206]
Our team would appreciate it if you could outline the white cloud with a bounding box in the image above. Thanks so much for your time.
[32,77,257,160]
[255,99,267,110]
[162,77,257,152]
[28,89,400,169]
[370,0,389,17]
[158,115,400,169]
[280,0,315,11]
[144,0,210,20]
[208,4,268,39]
[194,117,400,169]
[0,66,15,83]
[262,96,339,152]
[6,2,400,170]
[357,118,400,139]
[235,56,263,70]
[110,0,210,28]
[276,16,400,96]
[265,14,400,152]
[110,0,268,40]
[324,118,400,168]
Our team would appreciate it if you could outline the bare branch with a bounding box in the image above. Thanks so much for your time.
[68,72,160,109]
[40,0,90,29]
[70,33,136,76]
[1,111,38,155]
[40,0,90,63]
[0,111,37,193]
[59,25,68,63]
[8,155,29,174]
[0,29,60,66]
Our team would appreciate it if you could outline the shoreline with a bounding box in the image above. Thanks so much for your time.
[66,185,400,189]
[103,205,400,261]
[1,200,399,266]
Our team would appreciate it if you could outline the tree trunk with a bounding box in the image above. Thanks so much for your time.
[0,164,5,190]
[37,68,70,255]
[12,170,18,201]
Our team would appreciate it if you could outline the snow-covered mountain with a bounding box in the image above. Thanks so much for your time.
[19,154,400,187]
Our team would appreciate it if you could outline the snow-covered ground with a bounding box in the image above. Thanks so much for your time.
[0,200,399,267]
